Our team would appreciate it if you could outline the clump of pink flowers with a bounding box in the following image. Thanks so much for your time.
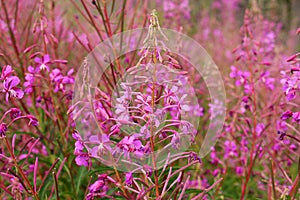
[1,0,300,200]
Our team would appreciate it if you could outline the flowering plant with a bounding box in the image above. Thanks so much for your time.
[0,0,300,200]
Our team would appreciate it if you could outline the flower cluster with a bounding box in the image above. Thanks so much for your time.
[1,0,300,200]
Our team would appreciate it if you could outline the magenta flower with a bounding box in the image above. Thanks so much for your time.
[74,140,84,155]
[34,54,51,72]
[72,130,80,139]
[23,66,37,94]
[89,134,112,157]
[117,135,145,158]
[256,123,265,136]
[24,73,34,93]
[50,68,74,93]
[72,131,90,166]
[277,130,286,141]
[0,65,14,80]
[125,172,133,186]
[0,123,7,137]
[282,73,300,101]
[224,140,238,158]
[281,111,293,120]
[75,154,89,167]
[236,71,250,87]
[10,108,21,119]
[27,114,39,126]
[260,71,275,90]
[292,112,300,124]
[85,174,116,199]
[2,76,24,101]
[171,132,180,149]
[235,166,243,176]
[89,178,105,193]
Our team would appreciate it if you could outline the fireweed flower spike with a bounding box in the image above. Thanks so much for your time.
[70,6,227,198]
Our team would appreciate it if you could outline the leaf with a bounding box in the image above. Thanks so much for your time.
[75,166,88,195]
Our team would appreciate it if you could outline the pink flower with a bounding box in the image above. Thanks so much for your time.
[235,166,243,176]
[89,134,112,157]
[10,108,21,119]
[256,123,265,136]
[75,154,89,167]
[0,123,7,137]
[2,76,24,101]
[0,65,14,80]
[34,54,51,72]
[27,114,39,126]
[125,172,133,186]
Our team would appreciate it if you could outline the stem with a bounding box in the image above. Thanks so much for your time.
[1,0,24,77]
[52,171,60,200]
[4,137,40,200]
[270,160,277,200]
[150,54,160,198]
[240,17,258,200]
[113,166,129,199]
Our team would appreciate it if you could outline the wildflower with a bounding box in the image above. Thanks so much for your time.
[2,76,24,101]
[0,65,14,80]
[230,66,251,87]
[189,152,201,163]
[27,114,39,126]
[23,74,34,93]
[292,112,300,124]
[280,111,293,120]
[235,166,243,176]
[282,74,299,101]
[117,135,146,158]
[273,143,281,152]
[125,172,133,186]
[210,147,219,164]
[256,123,265,136]
[34,54,51,72]
[290,144,297,151]
[260,71,275,90]
[209,99,225,120]
[277,130,286,141]
[72,130,82,140]
[89,175,106,193]
[171,132,180,149]
[143,165,153,177]
[224,140,238,158]
[276,120,287,131]
[109,124,120,136]
[75,154,89,167]
[72,130,90,166]
[90,134,112,157]
[10,108,21,119]
[86,174,115,199]
[74,140,84,155]
[1,173,23,200]
[23,66,37,94]
[213,169,220,177]
[229,66,238,78]
[166,94,190,113]
[0,123,7,137]
[50,68,74,93]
